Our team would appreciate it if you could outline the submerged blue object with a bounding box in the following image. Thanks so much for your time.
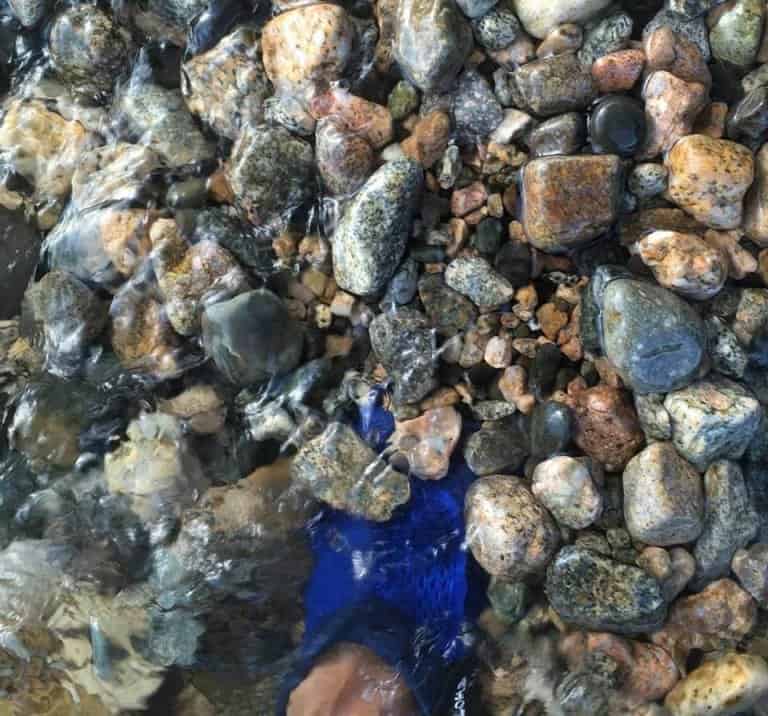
[277,390,482,715]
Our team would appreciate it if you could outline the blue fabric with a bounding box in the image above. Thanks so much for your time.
[277,390,483,714]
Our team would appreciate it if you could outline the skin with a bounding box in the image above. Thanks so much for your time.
[287,642,418,716]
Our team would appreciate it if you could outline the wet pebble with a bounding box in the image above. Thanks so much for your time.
[511,0,613,39]
[590,95,646,158]
[472,3,522,51]
[417,273,478,336]
[389,406,461,479]
[463,420,528,475]
[530,400,573,457]
[643,9,711,61]
[526,112,586,157]
[744,142,768,246]
[628,163,668,200]
[444,255,515,309]
[577,9,633,67]
[315,117,374,196]
[453,69,504,143]
[591,49,646,94]
[710,0,764,68]
[732,543,768,608]
[532,456,602,529]
[0,209,43,320]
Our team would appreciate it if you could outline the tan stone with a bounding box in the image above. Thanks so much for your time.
[592,49,645,93]
[485,335,513,368]
[499,365,527,402]
[537,23,583,58]
[451,182,488,217]
[401,110,451,169]
[693,102,728,138]
[744,142,768,247]
[644,27,711,86]
[310,87,393,149]
[390,406,462,480]
[665,134,755,230]
[158,384,226,434]
[703,229,758,279]
[536,302,569,340]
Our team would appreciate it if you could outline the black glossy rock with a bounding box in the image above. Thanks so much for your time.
[472,218,504,254]
[526,112,586,157]
[528,343,563,401]
[464,420,528,476]
[590,96,646,158]
[531,401,574,458]
[494,241,532,287]
[0,208,42,319]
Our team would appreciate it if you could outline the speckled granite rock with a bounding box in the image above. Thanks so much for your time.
[444,255,515,309]
[709,0,764,68]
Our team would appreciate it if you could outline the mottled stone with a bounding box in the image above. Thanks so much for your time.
[464,420,528,475]
[8,0,49,27]
[664,377,762,471]
[623,442,704,546]
[643,9,711,61]
[725,86,768,144]
[573,385,645,471]
[158,385,226,435]
[390,406,461,480]
[332,160,422,296]
[445,255,515,309]
[453,69,504,143]
[638,546,696,602]
[641,72,709,159]
[665,134,754,230]
[629,163,669,201]
[315,117,374,196]
[369,308,438,404]
[417,273,477,336]
[465,475,559,579]
[744,143,768,247]
[512,0,614,39]
[635,231,727,300]
[710,0,765,68]
[227,124,315,235]
[182,28,269,140]
[591,49,646,94]
[577,9,634,67]
[394,0,473,93]
[472,3,522,50]
[706,316,748,378]
[201,290,304,386]
[691,460,758,589]
[600,279,707,394]
[511,52,596,117]
[526,112,586,157]
[546,546,667,634]
[521,154,622,253]
[644,27,711,86]
[401,110,451,169]
[292,422,410,522]
[665,653,768,716]
[0,209,43,320]
[261,4,355,88]
[532,456,602,529]
[456,0,498,18]
[732,543,768,608]
[310,88,394,150]
[537,22,584,57]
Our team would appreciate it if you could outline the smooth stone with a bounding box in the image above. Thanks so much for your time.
[526,112,586,157]
[394,0,473,93]
[537,22,584,58]
[667,0,728,17]
[591,49,646,93]
[292,422,410,522]
[511,0,613,39]
[453,69,504,143]
[635,393,674,442]
[493,241,532,287]
[710,0,764,68]
[511,52,596,117]
[577,9,633,67]
[521,154,622,253]
[472,218,504,255]
[530,400,574,458]
[691,460,759,589]
[388,80,420,121]
[643,9,711,61]
[744,141,768,247]
[487,578,529,623]
[456,0,498,18]
[726,86,768,144]
[732,543,768,607]
[600,278,707,394]
[390,406,462,480]
[622,442,705,547]
[528,343,562,401]
[465,475,560,578]
[472,2,522,50]
[545,546,667,635]
[227,124,315,236]
[742,63,768,94]
[532,456,603,529]
[201,290,304,386]
[645,26,712,86]
[417,273,477,336]
[664,376,763,471]
[315,117,374,196]
[0,209,42,320]
[332,160,423,297]
[444,255,515,309]
[463,419,528,475]
[706,316,748,378]
[369,308,438,404]
[579,264,633,353]
[382,257,419,307]
[590,95,647,158]
[629,163,669,200]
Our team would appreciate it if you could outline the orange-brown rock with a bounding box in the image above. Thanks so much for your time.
[401,110,451,169]
[390,406,462,480]
[521,155,622,253]
[644,27,711,86]
[310,87,393,149]
[591,49,645,93]
[573,385,645,471]
[744,142,768,247]
[693,101,728,138]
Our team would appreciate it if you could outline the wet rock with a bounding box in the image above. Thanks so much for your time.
[532,456,602,529]
[457,0,498,18]
[635,393,673,442]
[49,6,132,99]
[487,578,529,623]
[105,413,209,525]
[629,163,669,200]
[531,400,574,457]
[464,421,528,475]
[394,0,473,93]
[600,278,707,394]
[665,653,768,716]
[577,9,634,67]
[159,385,226,435]
[590,95,646,158]
[261,4,355,89]
[641,72,709,159]
[316,117,374,196]
[369,308,438,404]
[292,422,410,522]
[182,28,269,140]
[382,257,419,307]
[638,546,696,602]
[201,289,304,386]
[150,219,249,336]
[635,231,727,300]
[528,342,562,401]
[388,80,420,120]
[445,255,515,309]
[511,0,613,39]
[309,88,394,150]
[511,52,596,117]
[706,316,748,378]
[417,273,477,337]
[21,270,107,377]
[472,2,522,50]
[732,287,768,345]
[0,99,97,211]
[665,134,754,230]
[537,22,584,58]
[526,112,586,157]
[453,69,504,143]
[664,377,762,471]
[132,0,208,44]
[115,78,215,168]
[389,406,461,479]
[465,475,560,579]
[591,49,646,94]
[691,460,758,589]
[744,143,768,246]
[8,0,49,27]
[622,442,704,547]
[227,124,315,235]
[0,209,43,320]
[332,160,422,296]
[732,543,768,607]
[494,240,532,287]
[644,27,711,86]
[521,154,622,253]
[401,110,451,169]
[643,9,711,61]
[546,546,667,634]
[725,86,768,143]
[710,0,765,68]
[573,384,645,472]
